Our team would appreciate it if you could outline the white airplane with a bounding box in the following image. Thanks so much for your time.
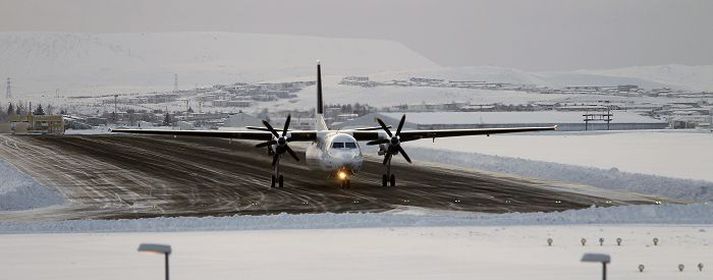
[112,62,557,188]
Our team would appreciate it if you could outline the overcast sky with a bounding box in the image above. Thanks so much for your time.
[1,0,711,71]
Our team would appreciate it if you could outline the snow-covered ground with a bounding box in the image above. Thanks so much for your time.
[1,203,712,233]
[409,130,713,183]
[1,205,712,280]
[406,146,713,203]
[0,159,65,211]
[403,130,713,202]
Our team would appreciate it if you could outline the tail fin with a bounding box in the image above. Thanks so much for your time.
[315,61,328,131]
[316,61,323,115]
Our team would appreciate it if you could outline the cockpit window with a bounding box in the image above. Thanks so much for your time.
[331,142,357,149]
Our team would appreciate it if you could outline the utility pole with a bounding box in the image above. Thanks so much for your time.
[185,99,189,120]
[174,73,178,93]
[5,78,11,99]
[114,94,118,122]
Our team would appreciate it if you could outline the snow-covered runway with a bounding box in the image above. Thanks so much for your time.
[0,134,648,221]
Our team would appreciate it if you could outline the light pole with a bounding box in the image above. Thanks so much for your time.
[581,253,610,280]
[138,243,172,280]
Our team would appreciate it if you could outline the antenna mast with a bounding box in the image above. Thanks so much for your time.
[174,73,178,93]
[5,78,11,99]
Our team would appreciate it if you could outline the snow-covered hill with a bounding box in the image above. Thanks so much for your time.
[576,64,713,91]
[2,32,711,97]
[0,32,438,95]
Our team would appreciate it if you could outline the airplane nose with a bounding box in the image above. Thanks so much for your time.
[334,151,360,163]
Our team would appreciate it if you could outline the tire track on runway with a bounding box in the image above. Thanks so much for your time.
[0,134,651,220]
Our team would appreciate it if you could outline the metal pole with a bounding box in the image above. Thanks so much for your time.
[602,263,607,280]
[165,253,169,280]
[607,106,611,130]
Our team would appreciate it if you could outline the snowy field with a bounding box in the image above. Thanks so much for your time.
[1,204,713,279]
[1,223,711,280]
[409,130,713,183]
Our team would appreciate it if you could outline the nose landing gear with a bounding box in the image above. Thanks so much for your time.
[337,168,352,188]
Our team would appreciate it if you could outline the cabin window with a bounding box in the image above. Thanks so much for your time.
[345,142,357,149]
[332,142,344,148]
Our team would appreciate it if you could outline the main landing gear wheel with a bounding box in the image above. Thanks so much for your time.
[367,115,414,188]
[254,114,300,189]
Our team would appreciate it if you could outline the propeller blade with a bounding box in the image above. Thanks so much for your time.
[285,145,300,161]
[397,146,412,164]
[396,114,406,135]
[255,140,276,148]
[366,139,389,145]
[382,153,392,165]
[282,114,291,137]
[271,154,279,167]
[262,120,280,138]
[376,118,393,137]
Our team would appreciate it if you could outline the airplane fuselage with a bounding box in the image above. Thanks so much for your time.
[304,132,364,177]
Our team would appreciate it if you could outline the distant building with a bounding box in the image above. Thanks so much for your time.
[11,115,65,135]
[617,85,639,92]
[335,111,668,131]
[222,112,263,128]
[340,76,377,87]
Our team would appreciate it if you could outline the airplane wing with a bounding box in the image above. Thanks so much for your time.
[351,125,557,142]
[110,128,318,142]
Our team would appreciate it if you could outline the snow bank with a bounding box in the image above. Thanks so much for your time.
[407,146,713,202]
[0,159,65,211]
[64,127,112,135]
[410,131,713,183]
[1,203,711,234]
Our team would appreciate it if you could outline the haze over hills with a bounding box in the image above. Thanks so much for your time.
[1,32,712,97]
[0,32,438,95]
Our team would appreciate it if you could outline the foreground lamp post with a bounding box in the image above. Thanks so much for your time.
[581,253,610,280]
[138,243,172,280]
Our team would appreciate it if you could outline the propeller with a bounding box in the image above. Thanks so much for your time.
[366,114,412,164]
[254,114,300,165]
